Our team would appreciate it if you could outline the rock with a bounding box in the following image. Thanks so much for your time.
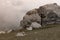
[7,29,12,33]
[0,29,13,34]
[30,22,41,28]
[20,9,41,29]
[0,31,6,34]
[20,3,60,30]
[38,3,60,25]
[0,30,13,34]
[26,22,41,30]
[16,32,26,37]
[26,27,33,30]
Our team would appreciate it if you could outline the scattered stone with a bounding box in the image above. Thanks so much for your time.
[16,32,26,37]
[7,29,12,33]
[0,31,6,34]
[26,27,33,30]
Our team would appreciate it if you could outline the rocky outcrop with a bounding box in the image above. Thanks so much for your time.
[20,3,60,30]
[38,3,60,25]
[20,9,41,30]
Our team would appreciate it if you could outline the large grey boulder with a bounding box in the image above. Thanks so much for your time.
[20,9,41,29]
[20,3,60,30]
[38,3,60,25]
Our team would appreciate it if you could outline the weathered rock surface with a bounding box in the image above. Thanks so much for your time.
[20,3,60,30]
[26,22,41,30]
[38,3,60,25]
[20,9,41,30]
[30,22,41,28]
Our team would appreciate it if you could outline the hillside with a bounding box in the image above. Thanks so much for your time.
[0,24,60,40]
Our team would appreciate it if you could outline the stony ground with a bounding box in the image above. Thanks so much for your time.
[0,24,60,40]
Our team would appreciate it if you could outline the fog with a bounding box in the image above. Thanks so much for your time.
[0,0,60,30]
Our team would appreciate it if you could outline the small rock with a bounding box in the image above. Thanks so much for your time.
[26,27,33,30]
[16,32,26,37]
[0,31,6,34]
[7,29,12,33]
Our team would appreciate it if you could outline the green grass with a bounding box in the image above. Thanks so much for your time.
[0,24,60,40]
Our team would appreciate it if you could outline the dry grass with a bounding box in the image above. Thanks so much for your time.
[0,24,60,40]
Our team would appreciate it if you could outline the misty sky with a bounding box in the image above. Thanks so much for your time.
[0,0,60,28]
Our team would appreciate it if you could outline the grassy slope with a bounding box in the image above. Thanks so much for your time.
[0,24,60,40]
